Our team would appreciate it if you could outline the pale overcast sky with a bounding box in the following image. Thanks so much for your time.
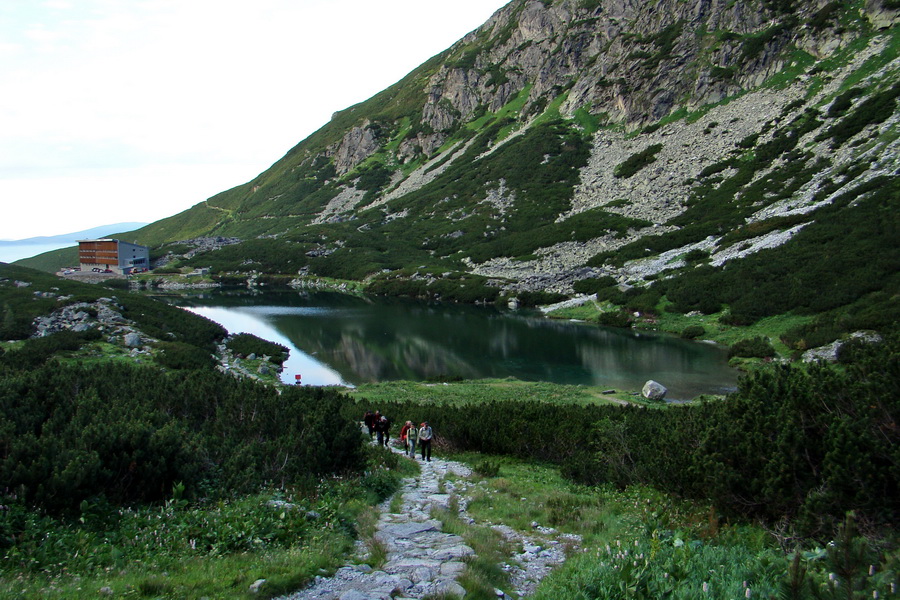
[0,0,510,240]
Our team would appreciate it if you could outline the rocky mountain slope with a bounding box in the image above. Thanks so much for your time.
[23,0,899,344]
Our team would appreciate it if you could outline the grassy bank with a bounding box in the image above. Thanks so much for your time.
[546,296,815,361]
[445,453,900,600]
[344,378,655,407]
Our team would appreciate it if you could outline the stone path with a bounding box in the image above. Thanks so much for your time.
[276,445,580,600]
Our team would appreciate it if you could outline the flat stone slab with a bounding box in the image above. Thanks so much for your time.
[374,520,441,544]
[431,544,475,561]
[426,493,452,507]
[383,558,443,572]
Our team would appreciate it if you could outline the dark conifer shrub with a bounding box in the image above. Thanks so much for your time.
[727,336,777,359]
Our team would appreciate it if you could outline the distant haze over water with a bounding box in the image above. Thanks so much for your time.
[0,222,146,264]
[0,242,75,264]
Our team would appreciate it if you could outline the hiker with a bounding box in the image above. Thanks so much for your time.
[363,411,375,438]
[418,421,433,462]
[373,410,383,442]
[375,414,390,447]
[400,420,412,453]
[405,421,418,457]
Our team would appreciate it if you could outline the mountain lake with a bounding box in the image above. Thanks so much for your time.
[160,289,738,400]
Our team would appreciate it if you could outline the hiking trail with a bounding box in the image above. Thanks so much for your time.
[277,443,581,600]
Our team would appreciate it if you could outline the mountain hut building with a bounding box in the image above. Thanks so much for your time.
[77,239,149,275]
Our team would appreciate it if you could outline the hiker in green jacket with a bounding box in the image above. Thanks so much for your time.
[406,420,418,457]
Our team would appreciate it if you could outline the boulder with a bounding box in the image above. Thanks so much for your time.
[642,380,667,401]
[123,333,143,348]
[432,580,467,598]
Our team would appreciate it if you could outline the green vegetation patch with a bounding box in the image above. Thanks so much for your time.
[660,174,899,326]
[0,445,407,600]
[818,82,900,148]
[226,332,289,365]
[613,143,663,178]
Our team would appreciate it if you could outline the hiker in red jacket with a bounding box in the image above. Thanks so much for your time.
[400,420,413,453]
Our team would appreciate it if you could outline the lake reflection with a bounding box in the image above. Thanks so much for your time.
[165,289,738,400]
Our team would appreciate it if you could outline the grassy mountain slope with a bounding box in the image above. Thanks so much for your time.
[19,0,899,347]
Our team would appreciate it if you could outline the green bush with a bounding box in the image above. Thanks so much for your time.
[623,287,662,315]
[595,310,632,328]
[367,273,501,304]
[154,341,216,370]
[515,290,568,308]
[151,265,181,274]
[226,333,289,365]
[661,174,899,325]
[101,278,130,290]
[0,329,101,369]
[680,325,706,339]
[573,276,618,295]
[820,83,900,147]
[827,87,864,118]
[614,144,663,178]
[683,248,708,263]
[0,363,365,513]
[727,336,776,359]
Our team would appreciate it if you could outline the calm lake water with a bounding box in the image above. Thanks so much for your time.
[163,289,738,400]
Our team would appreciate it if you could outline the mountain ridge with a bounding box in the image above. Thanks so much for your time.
[19,0,900,347]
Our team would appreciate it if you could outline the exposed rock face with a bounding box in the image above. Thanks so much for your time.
[325,0,808,173]
[333,121,381,175]
[865,0,900,30]
[423,0,783,137]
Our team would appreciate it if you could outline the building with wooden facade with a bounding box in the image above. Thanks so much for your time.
[77,239,149,274]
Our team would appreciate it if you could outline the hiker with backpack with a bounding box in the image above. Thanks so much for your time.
[418,421,433,462]
[374,413,390,447]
